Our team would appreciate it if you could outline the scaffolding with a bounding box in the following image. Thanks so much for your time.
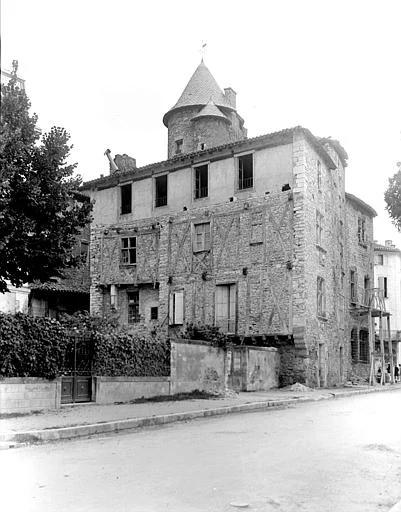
[349,287,398,385]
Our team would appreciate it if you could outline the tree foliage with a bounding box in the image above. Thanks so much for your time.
[0,77,92,293]
[385,163,401,231]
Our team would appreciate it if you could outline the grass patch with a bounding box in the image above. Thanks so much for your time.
[113,390,220,405]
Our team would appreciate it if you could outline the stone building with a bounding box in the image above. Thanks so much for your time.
[82,61,382,387]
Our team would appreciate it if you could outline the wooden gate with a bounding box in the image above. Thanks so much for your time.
[228,347,245,391]
[61,334,93,404]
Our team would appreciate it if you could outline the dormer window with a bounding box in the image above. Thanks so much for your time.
[199,142,206,151]
[175,139,183,155]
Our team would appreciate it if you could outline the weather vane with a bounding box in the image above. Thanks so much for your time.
[201,41,207,61]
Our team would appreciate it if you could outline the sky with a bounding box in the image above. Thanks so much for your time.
[2,0,401,246]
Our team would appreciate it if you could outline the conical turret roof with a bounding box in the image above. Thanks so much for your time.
[191,99,229,123]
[163,60,234,126]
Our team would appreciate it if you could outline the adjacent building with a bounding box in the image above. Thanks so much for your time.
[374,241,401,362]
[82,60,384,387]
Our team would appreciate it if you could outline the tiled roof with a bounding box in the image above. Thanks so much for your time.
[30,265,90,295]
[163,60,234,126]
[345,192,377,217]
[373,242,401,253]
[82,126,337,191]
[191,100,229,123]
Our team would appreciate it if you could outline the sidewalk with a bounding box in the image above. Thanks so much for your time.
[1,384,400,447]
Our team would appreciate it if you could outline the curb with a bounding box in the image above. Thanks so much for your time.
[1,385,399,447]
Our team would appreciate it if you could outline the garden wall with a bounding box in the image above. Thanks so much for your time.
[0,378,61,414]
[170,339,227,395]
[94,376,170,404]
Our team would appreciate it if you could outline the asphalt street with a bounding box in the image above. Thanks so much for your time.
[1,389,401,512]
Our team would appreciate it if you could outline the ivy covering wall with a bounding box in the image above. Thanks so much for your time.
[0,313,170,379]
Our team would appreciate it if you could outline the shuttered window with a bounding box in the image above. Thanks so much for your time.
[215,284,236,334]
[169,291,184,325]
[193,222,211,252]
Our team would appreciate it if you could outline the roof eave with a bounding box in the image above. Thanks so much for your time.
[345,192,377,217]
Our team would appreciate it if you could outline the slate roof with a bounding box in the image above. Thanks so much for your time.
[163,60,234,126]
[191,100,229,123]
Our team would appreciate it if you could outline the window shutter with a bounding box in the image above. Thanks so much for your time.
[378,276,384,292]
[169,293,174,325]
[174,291,184,325]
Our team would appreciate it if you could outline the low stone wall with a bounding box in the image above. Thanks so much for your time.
[245,346,279,390]
[0,378,61,414]
[94,376,170,404]
[170,340,227,395]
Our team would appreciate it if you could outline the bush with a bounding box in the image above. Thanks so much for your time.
[0,313,69,379]
[0,312,170,379]
[180,323,231,348]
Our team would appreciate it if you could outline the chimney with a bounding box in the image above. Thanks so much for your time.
[385,240,393,247]
[104,149,119,175]
[224,87,236,109]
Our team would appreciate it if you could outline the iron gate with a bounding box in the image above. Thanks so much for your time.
[61,334,94,404]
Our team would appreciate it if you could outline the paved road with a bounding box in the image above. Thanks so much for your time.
[1,390,401,512]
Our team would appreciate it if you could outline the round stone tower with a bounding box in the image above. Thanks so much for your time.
[163,60,247,159]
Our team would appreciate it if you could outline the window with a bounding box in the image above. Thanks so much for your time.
[194,164,208,199]
[175,139,183,155]
[359,330,369,363]
[375,254,384,265]
[378,276,388,298]
[317,277,326,317]
[120,183,132,214]
[317,160,322,191]
[150,307,158,320]
[350,270,357,303]
[155,175,168,207]
[199,142,206,151]
[215,284,236,333]
[363,276,370,306]
[351,328,358,362]
[316,211,324,246]
[169,290,184,325]
[237,153,253,190]
[121,237,136,265]
[358,217,366,243]
[128,291,140,324]
[193,222,211,252]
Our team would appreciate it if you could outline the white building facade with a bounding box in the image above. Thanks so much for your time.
[374,240,401,362]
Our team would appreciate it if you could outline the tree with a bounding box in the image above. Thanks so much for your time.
[0,76,93,293]
[385,162,401,232]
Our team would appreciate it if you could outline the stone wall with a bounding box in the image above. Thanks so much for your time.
[166,107,246,158]
[94,376,170,404]
[291,129,347,387]
[0,378,61,414]
[345,197,375,380]
[170,339,227,394]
